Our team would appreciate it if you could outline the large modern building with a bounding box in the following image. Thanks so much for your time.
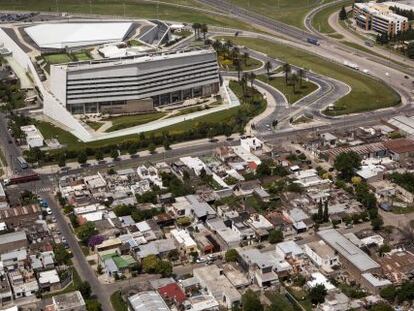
[50,49,220,114]
[353,2,409,35]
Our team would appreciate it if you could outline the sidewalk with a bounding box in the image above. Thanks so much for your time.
[34,133,241,175]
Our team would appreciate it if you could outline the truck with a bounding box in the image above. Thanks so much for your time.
[307,37,320,46]
[3,173,40,186]
[343,60,359,70]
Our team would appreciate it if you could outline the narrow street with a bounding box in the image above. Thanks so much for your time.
[44,191,114,311]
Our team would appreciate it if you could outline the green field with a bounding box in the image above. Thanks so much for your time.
[104,112,167,132]
[43,53,72,64]
[34,80,266,155]
[222,56,263,71]
[220,36,400,115]
[230,0,336,29]
[312,0,352,33]
[85,121,104,131]
[0,0,256,32]
[111,291,127,311]
[72,51,92,61]
[258,75,318,104]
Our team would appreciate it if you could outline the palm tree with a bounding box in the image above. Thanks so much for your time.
[192,23,201,39]
[231,46,240,61]
[291,73,298,94]
[298,68,305,88]
[212,39,221,53]
[233,58,242,82]
[243,51,249,66]
[241,73,249,98]
[201,24,208,40]
[265,61,272,77]
[248,72,256,89]
[283,63,291,85]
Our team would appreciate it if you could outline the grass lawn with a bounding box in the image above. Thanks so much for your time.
[392,205,414,215]
[312,0,353,33]
[0,0,257,32]
[287,287,313,311]
[104,112,167,132]
[220,56,263,71]
[35,120,81,146]
[85,120,104,131]
[258,75,318,104]
[265,291,295,311]
[72,51,92,61]
[128,39,143,47]
[327,33,345,39]
[111,291,128,311]
[220,36,400,115]
[43,53,72,64]
[292,115,313,124]
[230,0,337,29]
[34,81,266,157]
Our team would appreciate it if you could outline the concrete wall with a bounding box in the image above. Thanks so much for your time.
[0,28,91,141]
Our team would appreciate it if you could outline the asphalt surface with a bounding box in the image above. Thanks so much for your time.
[44,192,113,311]
[0,112,23,175]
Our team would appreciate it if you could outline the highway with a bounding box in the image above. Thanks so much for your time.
[1,1,413,309]
[199,0,414,109]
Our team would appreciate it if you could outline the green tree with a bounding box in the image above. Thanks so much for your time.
[95,150,104,161]
[308,284,327,305]
[339,6,347,20]
[370,302,395,311]
[265,60,273,76]
[256,159,272,177]
[110,149,119,160]
[371,215,384,231]
[323,201,329,222]
[334,151,361,181]
[282,63,291,84]
[378,243,391,256]
[200,23,208,40]
[241,289,263,311]
[57,152,66,167]
[128,144,137,156]
[148,143,156,154]
[268,229,284,244]
[53,244,71,265]
[225,249,239,262]
[86,299,102,311]
[77,281,92,299]
[76,222,97,244]
[380,285,396,302]
[77,151,87,164]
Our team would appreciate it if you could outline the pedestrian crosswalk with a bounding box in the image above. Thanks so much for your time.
[33,186,53,194]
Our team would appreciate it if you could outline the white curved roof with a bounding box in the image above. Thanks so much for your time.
[25,22,133,49]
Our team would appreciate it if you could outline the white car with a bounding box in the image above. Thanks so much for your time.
[46,208,52,215]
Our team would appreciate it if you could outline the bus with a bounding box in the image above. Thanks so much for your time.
[17,156,28,169]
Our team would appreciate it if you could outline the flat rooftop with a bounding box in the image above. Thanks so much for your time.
[58,49,216,71]
[25,22,133,49]
[318,229,380,272]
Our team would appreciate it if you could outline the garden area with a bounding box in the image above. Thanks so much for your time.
[258,72,318,104]
[212,39,263,72]
[219,36,400,115]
